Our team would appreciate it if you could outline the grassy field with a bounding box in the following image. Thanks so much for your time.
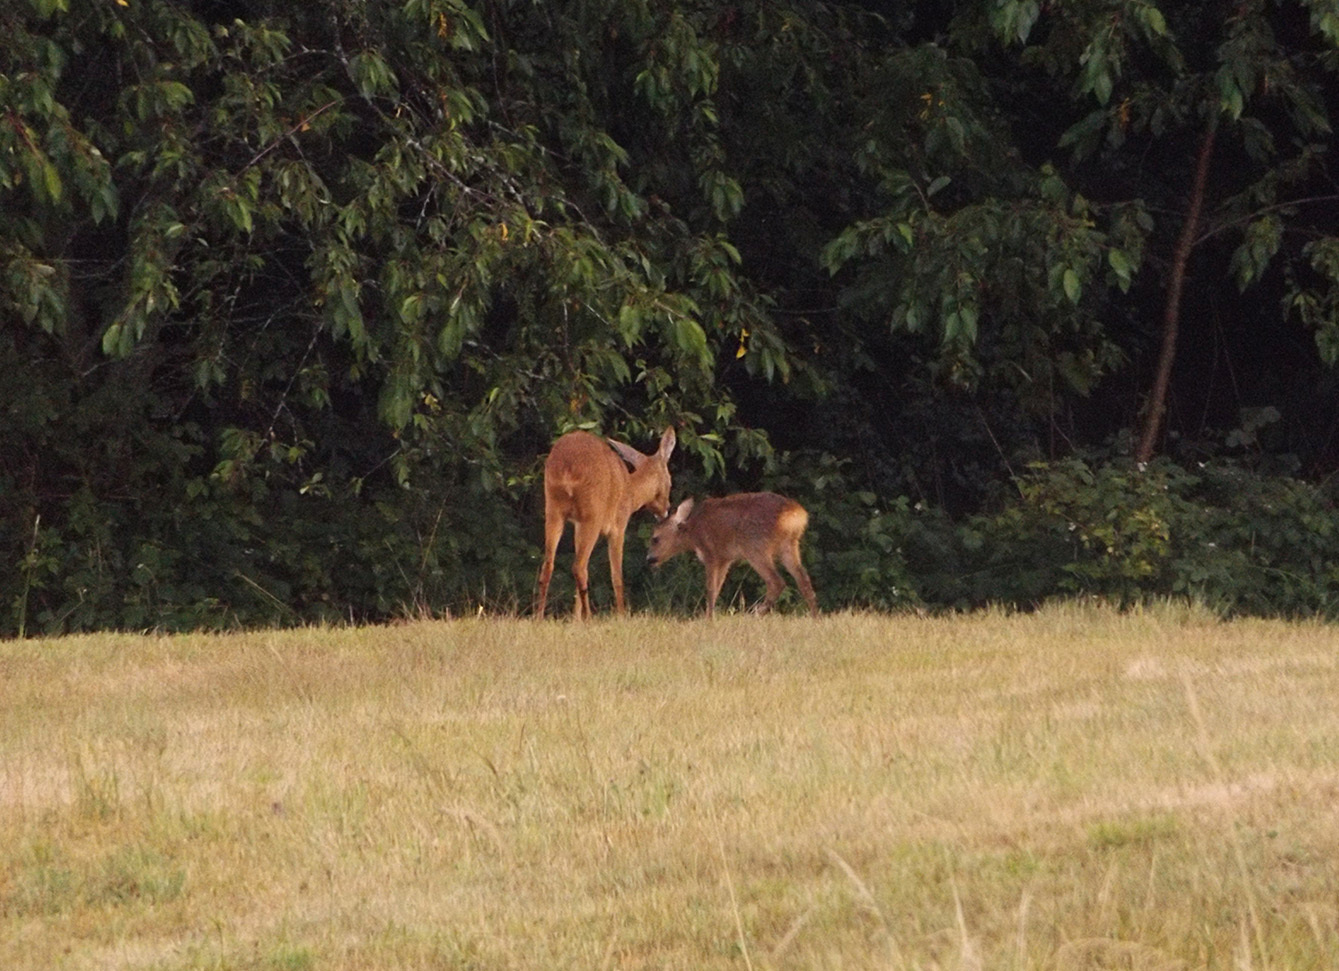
[2,603,1338,970]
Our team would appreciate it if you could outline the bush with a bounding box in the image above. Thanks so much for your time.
[957,457,1339,617]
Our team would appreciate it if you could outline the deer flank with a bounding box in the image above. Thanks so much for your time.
[647,492,817,618]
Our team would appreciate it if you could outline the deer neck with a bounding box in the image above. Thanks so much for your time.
[623,463,659,513]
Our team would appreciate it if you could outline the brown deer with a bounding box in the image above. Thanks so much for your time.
[646,492,818,618]
[535,427,676,619]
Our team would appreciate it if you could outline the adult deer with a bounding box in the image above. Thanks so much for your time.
[535,427,676,619]
[646,492,818,618]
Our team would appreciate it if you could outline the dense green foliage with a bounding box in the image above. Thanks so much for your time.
[4,0,1339,632]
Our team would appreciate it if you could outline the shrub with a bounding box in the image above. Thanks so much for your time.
[960,457,1339,617]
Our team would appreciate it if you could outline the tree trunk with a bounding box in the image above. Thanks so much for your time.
[1135,116,1218,464]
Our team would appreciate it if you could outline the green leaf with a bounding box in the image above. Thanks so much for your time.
[1093,70,1113,106]
[334,284,365,343]
[1063,268,1082,304]
[1016,1,1040,43]
[617,302,644,344]
[41,160,63,203]
[958,303,979,343]
[30,0,70,17]
[379,377,415,430]
[1058,110,1107,159]
[669,316,709,363]
[101,321,124,356]
[1108,249,1133,292]
[1230,216,1283,290]
[399,293,424,324]
[349,51,398,99]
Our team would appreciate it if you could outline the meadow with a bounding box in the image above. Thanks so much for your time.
[2,604,1337,970]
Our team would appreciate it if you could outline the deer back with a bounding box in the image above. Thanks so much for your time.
[544,428,676,533]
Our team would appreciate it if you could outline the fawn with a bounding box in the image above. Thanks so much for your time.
[647,492,818,618]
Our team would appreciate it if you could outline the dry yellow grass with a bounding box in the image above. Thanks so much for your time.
[2,603,1338,970]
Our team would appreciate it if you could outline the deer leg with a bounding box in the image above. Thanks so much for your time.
[570,520,600,620]
[747,555,787,615]
[536,506,566,618]
[607,526,627,616]
[780,543,818,616]
[704,560,731,619]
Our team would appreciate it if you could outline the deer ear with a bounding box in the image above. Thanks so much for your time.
[657,426,677,460]
[671,497,694,524]
[607,438,643,469]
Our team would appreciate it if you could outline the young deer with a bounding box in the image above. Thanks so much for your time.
[536,427,676,619]
[647,492,818,618]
